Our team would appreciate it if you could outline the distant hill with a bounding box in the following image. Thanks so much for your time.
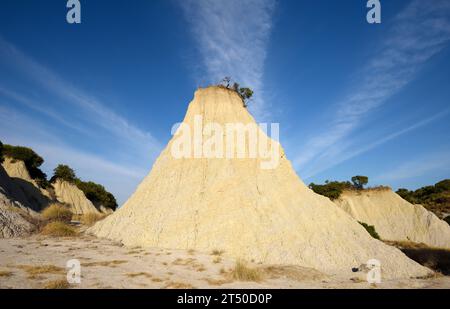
[396,180,450,220]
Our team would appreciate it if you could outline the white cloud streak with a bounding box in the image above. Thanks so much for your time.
[374,150,450,183]
[0,37,162,204]
[180,0,276,119]
[0,36,161,161]
[0,106,145,205]
[293,0,450,177]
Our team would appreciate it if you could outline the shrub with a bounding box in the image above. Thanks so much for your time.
[309,181,353,200]
[2,144,48,186]
[351,176,369,190]
[80,212,106,226]
[41,203,73,223]
[76,180,117,211]
[231,260,262,282]
[396,179,450,218]
[40,221,77,237]
[358,222,380,240]
[52,164,76,183]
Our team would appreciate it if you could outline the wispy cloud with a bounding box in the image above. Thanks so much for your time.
[0,37,162,204]
[0,105,145,205]
[300,109,450,179]
[179,0,276,119]
[293,0,450,177]
[374,150,450,183]
[0,36,161,162]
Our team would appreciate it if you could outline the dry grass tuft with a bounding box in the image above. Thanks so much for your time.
[43,279,70,289]
[151,277,164,282]
[80,212,106,226]
[0,270,13,277]
[40,221,77,237]
[16,264,64,279]
[126,272,153,278]
[212,256,222,264]
[211,249,224,256]
[262,265,325,281]
[164,281,194,289]
[204,278,233,286]
[41,203,73,223]
[82,260,127,267]
[230,260,263,282]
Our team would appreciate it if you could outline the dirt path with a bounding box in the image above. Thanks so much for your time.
[1,235,449,289]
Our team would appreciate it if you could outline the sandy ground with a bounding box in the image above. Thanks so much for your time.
[0,235,449,289]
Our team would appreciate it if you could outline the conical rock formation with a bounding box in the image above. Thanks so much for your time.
[334,189,450,249]
[90,87,429,278]
[53,179,100,215]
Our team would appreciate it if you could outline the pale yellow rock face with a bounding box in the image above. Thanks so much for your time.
[90,87,430,278]
[53,179,99,215]
[2,158,50,210]
[334,189,450,249]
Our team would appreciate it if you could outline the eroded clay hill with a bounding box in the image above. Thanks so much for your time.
[334,189,450,249]
[2,157,51,211]
[0,165,37,238]
[53,179,100,215]
[90,87,430,278]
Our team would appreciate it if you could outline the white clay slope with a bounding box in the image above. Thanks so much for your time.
[334,189,450,249]
[53,179,100,215]
[90,87,430,278]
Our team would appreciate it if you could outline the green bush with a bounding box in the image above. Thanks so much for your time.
[2,144,48,187]
[52,164,76,183]
[358,222,380,240]
[50,163,117,211]
[309,181,353,200]
[76,180,117,211]
[396,180,450,217]
[351,175,369,190]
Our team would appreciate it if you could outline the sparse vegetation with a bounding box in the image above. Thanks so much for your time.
[358,222,380,240]
[351,176,369,190]
[164,281,194,289]
[126,272,153,278]
[16,264,64,276]
[75,181,118,211]
[43,279,70,289]
[211,249,224,256]
[41,221,77,237]
[0,270,13,277]
[309,176,389,200]
[397,179,450,218]
[41,203,73,223]
[52,164,76,183]
[218,77,254,107]
[309,180,353,200]
[230,260,263,282]
[81,260,127,267]
[50,164,117,211]
[80,212,106,226]
[2,144,49,188]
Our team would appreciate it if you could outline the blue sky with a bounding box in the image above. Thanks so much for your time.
[0,0,449,205]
